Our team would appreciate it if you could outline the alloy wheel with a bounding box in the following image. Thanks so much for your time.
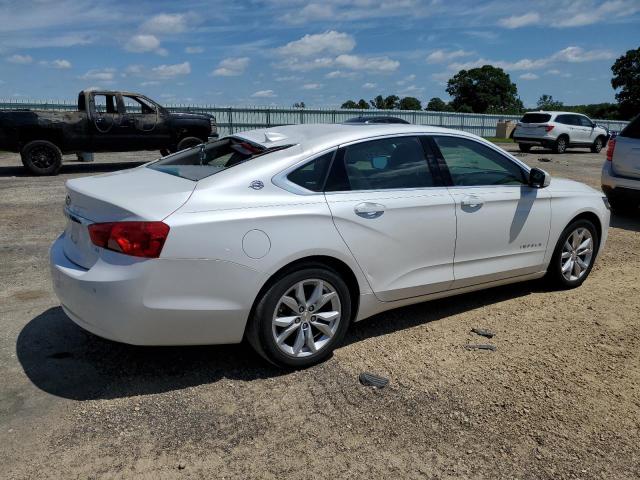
[561,227,594,282]
[271,279,342,358]
[30,146,55,168]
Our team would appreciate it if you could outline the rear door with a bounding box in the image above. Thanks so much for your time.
[324,135,457,301]
[431,135,551,288]
[612,116,640,179]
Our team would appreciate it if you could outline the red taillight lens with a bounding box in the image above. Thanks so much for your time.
[88,221,170,258]
[545,125,555,132]
[606,138,616,161]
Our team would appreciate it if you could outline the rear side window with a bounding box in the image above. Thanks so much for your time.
[620,115,640,139]
[521,113,551,123]
[326,136,435,191]
[433,136,526,186]
[148,138,292,181]
[287,151,334,192]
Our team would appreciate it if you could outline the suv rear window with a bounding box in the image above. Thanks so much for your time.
[620,115,640,139]
[148,138,292,181]
[520,113,551,123]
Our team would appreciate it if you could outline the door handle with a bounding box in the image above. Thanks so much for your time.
[460,196,483,209]
[354,202,385,219]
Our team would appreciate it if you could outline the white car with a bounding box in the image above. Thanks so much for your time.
[601,115,640,213]
[514,111,609,154]
[50,124,610,367]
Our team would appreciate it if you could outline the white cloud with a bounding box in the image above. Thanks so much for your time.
[185,46,204,54]
[212,57,249,76]
[550,46,615,63]
[551,0,640,27]
[40,59,72,69]
[282,3,334,24]
[277,56,335,72]
[302,83,322,90]
[325,70,356,79]
[426,49,472,64]
[396,74,416,86]
[274,75,301,82]
[499,12,541,29]
[80,68,116,81]
[519,72,539,80]
[277,31,355,57]
[140,80,160,86]
[335,54,399,72]
[152,62,191,78]
[6,54,33,64]
[251,89,276,98]
[363,82,377,89]
[142,13,191,33]
[400,85,425,96]
[125,34,162,54]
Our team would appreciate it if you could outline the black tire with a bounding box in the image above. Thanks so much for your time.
[591,136,604,153]
[159,148,172,157]
[546,219,599,289]
[176,136,203,151]
[553,135,568,154]
[20,140,63,176]
[246,266,352,368]
[518,143,532,153]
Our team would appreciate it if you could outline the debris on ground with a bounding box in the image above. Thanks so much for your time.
[464,344,497,352]
[359,372,389,388]
[538,157,552,162]
[471,328,495,338]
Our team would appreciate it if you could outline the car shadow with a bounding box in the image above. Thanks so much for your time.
[0,161,145,178]
[17,281,544,401]
[610,211,640,232]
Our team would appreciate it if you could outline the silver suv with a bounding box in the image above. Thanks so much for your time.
[601,115,640,213]
[513,111,609,154]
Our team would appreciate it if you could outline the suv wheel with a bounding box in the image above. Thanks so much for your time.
[21,140,63,176]
[553,136,568,154]
[591,136,604,153]
[518,143,532,153]
[546,219,599,289]
[247,267,351,368]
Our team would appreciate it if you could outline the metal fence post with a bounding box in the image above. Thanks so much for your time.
[228,107,233,134]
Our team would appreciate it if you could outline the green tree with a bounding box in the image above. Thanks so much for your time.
[370,95,400,110]
[536,94,563,110]
[425,97,449,111]
[341,100,359,109]
[292,101,306,109]
[356,99,370,109]
[446,65,523,114]
[341,99,370,109]
[399,96,422,110]
[611,47,640,120]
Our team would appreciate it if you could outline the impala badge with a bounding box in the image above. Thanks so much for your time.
[249,180,264,190]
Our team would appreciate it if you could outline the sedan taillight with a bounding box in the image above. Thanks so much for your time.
[606,138,616,162]
[88,221,170,258]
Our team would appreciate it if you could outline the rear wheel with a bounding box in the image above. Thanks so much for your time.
[591,136,604,153]
[518,143,532,153]
[546,219,599,289]
[246,267,351,368]
[553,136,568,154]
[176,136,203,151]
[20,140,62,176]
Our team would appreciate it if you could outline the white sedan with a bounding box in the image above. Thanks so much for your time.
[50,123,610,367]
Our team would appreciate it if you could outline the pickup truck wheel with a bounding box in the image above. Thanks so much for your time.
[21,140,62,176]
[177,136,203,151]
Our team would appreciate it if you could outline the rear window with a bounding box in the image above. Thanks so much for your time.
[148,138,292,181]
[520,113,551,123]
[620,115,640,139]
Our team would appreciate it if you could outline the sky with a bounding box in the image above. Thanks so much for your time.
[0,0,639,108]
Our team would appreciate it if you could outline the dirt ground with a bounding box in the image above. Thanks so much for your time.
[1,145,639,479]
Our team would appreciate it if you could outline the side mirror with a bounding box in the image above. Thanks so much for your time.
[529,168,550,188]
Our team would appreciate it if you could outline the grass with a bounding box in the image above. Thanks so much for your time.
[483,137,515,144]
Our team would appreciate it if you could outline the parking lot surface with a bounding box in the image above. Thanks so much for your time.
[1,145,639,479]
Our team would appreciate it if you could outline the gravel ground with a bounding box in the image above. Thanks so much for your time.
[1,145,639,479]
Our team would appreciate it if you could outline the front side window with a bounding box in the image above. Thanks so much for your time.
[433,136,526,186]
[122,95,157,115]
[578,116,593,128]
[326,136,434,191]
[148,138,292,181]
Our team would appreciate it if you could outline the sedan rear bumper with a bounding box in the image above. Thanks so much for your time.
[50,234,260,345]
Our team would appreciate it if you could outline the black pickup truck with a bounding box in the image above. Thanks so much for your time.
[0,90,217,175]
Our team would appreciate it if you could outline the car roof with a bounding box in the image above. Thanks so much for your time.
[233,123,476,152]
[524,111,589,116]
[343,116,411,124]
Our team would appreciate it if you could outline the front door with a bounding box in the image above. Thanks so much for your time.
[430,135,551,288]
[324,135,457,302]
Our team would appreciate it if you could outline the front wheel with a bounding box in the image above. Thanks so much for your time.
[546,219,599,289]
[21,140,63,176]
[591,137,604,153]
[246,267,352,368]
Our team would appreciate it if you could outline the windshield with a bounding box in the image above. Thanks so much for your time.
[521,113,551,123]
[148,138,292,181]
